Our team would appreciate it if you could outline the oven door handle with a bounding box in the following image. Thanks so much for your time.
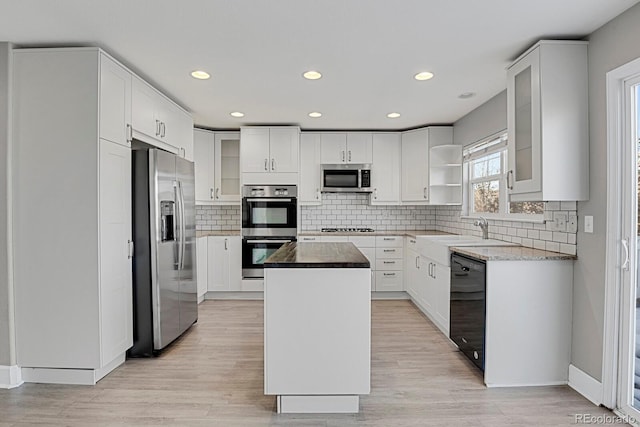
[245,239,292,244]
[245,198,293,203]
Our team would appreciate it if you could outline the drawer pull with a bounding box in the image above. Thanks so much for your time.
[383,261,395,264]
[383,237,395,241]
[383,273,396,277]
[383,249,395,253]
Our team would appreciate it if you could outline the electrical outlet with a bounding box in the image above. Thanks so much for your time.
[567,214,578,233]
[553,212,568,232]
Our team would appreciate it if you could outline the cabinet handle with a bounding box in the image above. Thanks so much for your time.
[383,237,395,241]
[383,249,394,253]
[383,273,396,277]
[316,188,319,200]
[348,150,352,162]
[383,261,395,264]
[423,187,428,199]
[507,170,514,190]
[429,262,433,277]
[161,122,166,138]
[224,238,228,250]
[409,239,416,244]
[216,188,220,199]
[415,256,419,269]
[374,188,378,200]
[342,150,345,162]
[126,124,132,144]
[128,240,134,259]
[271,158,275,171]
[264,158,268,171]
[210,188,214,200]
[155,120,161,136]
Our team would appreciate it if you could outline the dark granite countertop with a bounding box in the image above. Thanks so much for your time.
[264,242,371,269]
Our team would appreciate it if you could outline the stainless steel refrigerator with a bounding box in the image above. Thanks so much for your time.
[129,148,198,357]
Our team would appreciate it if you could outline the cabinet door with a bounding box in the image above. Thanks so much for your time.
[269,127,299,173]
[419,257,435,314]
[371,133,400,205]
[405,248,420,300]
[169,108,194,161]
[320,133,347,164]
[299,133,322,205]
[346,133,373,163]
[132,77,160,140]
[99,54,131,147]
[214,132,241,203]
[433,262,451,335]
[196,236,208,301]
[507,47,541,195]
[98,139,132,363]
[228,236,242,291]
[207,237,230,291]
[401,130,429,202]
[193,129,215,203]
[241,128,271,173]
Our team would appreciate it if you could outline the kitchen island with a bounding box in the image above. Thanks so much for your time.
[263,242,371,414]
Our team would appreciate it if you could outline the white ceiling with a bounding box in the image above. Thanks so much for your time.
[0,0,638,130]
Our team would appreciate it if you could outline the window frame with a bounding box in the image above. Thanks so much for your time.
[463,131,544,221]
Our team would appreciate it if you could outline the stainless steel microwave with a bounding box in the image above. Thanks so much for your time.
[321,164,372,193]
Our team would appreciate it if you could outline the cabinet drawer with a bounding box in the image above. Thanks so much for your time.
[349,236,376,248]
[299,236,320,242]
[376,247,403,259]
[375,258,404,271]
[321,236,349,242]
[375,271,403,292]
[376,236,403,247]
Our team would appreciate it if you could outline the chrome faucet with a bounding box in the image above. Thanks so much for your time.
[474,216,489,240]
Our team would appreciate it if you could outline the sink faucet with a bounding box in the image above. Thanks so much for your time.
[473,216,489,239]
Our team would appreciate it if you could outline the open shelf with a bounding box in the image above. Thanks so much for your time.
[429,144,462,205]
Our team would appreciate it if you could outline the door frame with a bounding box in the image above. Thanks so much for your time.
[603,56,640,413]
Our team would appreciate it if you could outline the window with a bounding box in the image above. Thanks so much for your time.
[464,132,544,218]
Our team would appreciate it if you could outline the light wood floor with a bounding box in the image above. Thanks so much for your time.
[0,300,621,426]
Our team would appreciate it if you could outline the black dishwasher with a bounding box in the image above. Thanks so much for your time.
[450,253,486,371]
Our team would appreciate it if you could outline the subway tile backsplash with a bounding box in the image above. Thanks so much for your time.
[196,205,241,231]
[196,198,577,255]
[301,193,436,231]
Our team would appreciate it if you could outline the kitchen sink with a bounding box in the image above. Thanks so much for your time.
[415,235,518,266]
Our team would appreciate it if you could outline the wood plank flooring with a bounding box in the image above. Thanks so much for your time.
[0,300,622,426]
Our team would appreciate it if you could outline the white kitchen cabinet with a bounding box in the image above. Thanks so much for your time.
[196,236,208,303]
[371,133,401,205]
[207,236,241,292]
[429,145,463,205]
[132,76,194,160]
[241,126,299,184]
[13,48,132,384]
[404,238,420,300]
[299,133,322,205]
[418,257,436,314]
[400,127,453,204]
[349,236,376,291]
[320,132,372,164]
[430,260,451,335]
[194,129,241,204]
[374,236,403,291]
[506,40,588,201]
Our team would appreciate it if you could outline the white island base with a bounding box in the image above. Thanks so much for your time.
[264,265,371,414]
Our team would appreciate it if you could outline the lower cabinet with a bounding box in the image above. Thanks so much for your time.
[206,236,241,292]
[404,240,421,300]
[196,236,208,302]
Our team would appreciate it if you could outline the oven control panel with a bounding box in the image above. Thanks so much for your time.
[243,185,297,198]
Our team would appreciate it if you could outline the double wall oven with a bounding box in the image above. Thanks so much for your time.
[242,185,297,278]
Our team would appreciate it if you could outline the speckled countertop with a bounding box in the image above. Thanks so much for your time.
[298,230,451,238]
[452,246,577,261]
[196,230,241,238]
[264,242,370,268]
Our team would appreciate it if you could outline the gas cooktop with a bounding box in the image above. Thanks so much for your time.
[321,227,375,233]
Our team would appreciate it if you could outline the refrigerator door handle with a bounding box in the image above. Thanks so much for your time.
[179,181,187,270]
[174,182,181,268]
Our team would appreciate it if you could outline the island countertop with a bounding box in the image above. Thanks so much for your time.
[264,242,371,269]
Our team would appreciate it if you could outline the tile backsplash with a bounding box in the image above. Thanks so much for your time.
[195,198,578,255]
[196,205,241,231]
[300,193,436,231]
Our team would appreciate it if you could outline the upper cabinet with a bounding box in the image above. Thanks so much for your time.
[99,55,132,147]
[320,132,372,164]
[131,76,194,161]
[299,133,322,205]
[371,133,401,205]
[401,127,457,205]
[240,126,299,185]
[194,129,240,205]
[507,40,588,202]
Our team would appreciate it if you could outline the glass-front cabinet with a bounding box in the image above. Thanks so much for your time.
[506,40,589,202]
[214,132,240,203]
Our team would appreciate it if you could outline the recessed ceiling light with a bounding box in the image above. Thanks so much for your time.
[308,112,322,118]
[414,71,434,81]
[190,70,210,80]
[387,112,401,118]
[303,70,322,80]
[230,111,244,118]
[458,92,476,99]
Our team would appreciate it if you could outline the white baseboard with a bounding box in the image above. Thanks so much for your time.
[0,365,23,389]
[569,364,603,406]
[22,353,125,385]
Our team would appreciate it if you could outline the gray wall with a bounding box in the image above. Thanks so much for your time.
[573,2,640,381]
[0,42,12,365]
[453,90,506,146]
